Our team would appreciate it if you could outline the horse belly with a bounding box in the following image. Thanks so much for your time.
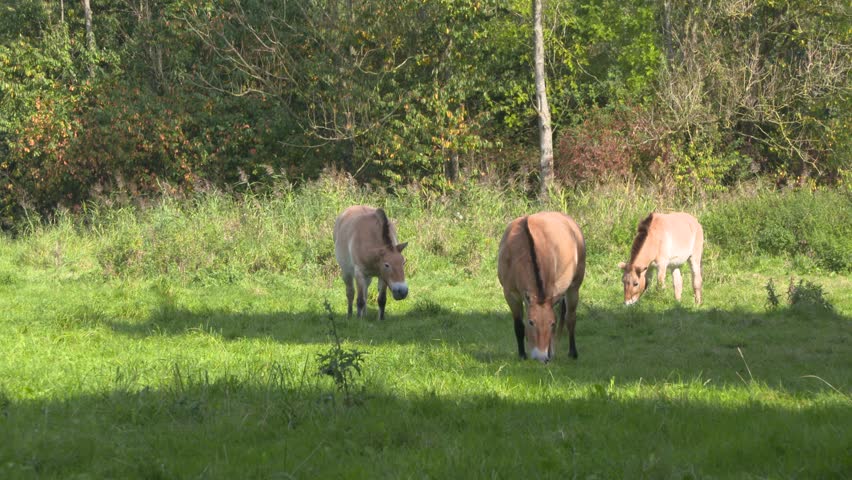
[667,254,690,267]
[333,218,358,276]
[661,231,694,267]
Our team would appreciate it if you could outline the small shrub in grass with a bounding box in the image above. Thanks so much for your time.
[764,279,781,311]
[317,301,368,405]
[765,277,834,314]
[787,278,834,314]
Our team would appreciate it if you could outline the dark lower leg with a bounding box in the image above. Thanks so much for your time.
[345,278,355,317]
[377,285,387,321]
[356,290,366,317]
[514,316,526,359]
[566,289,579,359]
[355,274,368,318]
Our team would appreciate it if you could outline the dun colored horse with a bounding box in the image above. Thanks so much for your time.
[618,212,704,305]
[334,206,409,320]
[497,212,586,363]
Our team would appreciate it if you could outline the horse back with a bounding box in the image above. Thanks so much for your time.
[498,212,585,301]
[529,212,585,294]
[334,206,395,272]
[652,212,703,262]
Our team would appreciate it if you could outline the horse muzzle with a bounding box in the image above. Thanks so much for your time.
[391,283,408,300]
[529,347,551,363]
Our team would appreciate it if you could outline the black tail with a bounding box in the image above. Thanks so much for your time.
[522,216,546,303]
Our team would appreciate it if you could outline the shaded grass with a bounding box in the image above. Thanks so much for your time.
[2,380,848,478]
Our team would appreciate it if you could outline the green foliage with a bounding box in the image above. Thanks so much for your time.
[787,278,835,314]
[316,301,368,405]
[767,276,836,315]
[702,188,852,272]
[669,142,753,195]
[0,0,848,226]
[764,279,781,311]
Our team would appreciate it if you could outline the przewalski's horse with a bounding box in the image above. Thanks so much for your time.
[334,206,409,320]
[619,212,704,306]
[498,212,586,363]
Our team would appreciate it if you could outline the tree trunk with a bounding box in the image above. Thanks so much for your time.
[532,0,553,197]
[441,36,459,183]
[82,0,95,76]
[445,151,459,183]
[663,0,674,65]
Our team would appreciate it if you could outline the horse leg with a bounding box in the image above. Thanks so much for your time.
[552,295,568,359]
[672,268,683,301]
[377,278,388,321]
[342,272,355,317]
[558,296,568,334]
[656,260,667,288]
[564,287,579,359]
[690,255,703,305]
[509,299,526,360]
[355,271,370,318]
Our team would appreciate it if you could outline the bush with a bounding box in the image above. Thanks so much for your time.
[787,279,835,314]
[554,107,635,186]
[702,188,851,272]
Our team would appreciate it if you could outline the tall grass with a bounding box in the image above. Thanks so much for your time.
[10,175,849,285]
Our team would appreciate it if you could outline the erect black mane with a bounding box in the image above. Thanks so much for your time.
[376,208,394,248]
[522,216,546,304]
[629,212,654,264]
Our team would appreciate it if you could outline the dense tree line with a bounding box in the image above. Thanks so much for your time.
[0,0,848,226]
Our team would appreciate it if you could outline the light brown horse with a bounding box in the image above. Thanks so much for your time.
[618,212,704,305]
[334,206,409,320]
[497,212,586,363]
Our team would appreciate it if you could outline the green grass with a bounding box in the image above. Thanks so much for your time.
[0,178,850,478]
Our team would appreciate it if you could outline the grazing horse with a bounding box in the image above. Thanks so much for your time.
[618,212,704,305]
[497,212,586,363]
[334,206,409,320]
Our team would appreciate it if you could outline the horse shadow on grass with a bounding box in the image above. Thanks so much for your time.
[104,296,498,346]
[102,291,851,392]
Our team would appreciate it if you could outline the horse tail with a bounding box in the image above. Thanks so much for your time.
[522,216,546,303]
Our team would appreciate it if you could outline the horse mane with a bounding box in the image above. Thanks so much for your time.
[522,216,546,304]
[376,208,394,248]
[629,212,654,264]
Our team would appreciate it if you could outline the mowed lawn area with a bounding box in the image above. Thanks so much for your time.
[0,185,849,478]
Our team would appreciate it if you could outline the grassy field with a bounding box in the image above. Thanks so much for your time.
[0,178,850,479]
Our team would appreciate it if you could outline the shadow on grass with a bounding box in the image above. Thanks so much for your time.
[94,294,852,394]
[105,291,849,345]
[1,376,849,479]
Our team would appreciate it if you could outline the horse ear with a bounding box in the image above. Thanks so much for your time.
[395,241,408,253]
[618,262,627,271]
[636,266,647,275]
[523,291,531,306]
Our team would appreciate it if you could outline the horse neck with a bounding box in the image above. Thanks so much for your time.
[631,240,658,269]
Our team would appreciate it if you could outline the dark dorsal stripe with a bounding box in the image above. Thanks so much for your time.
[376,208,394,248]
[629,212,654,264]
[522,216,546,304]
